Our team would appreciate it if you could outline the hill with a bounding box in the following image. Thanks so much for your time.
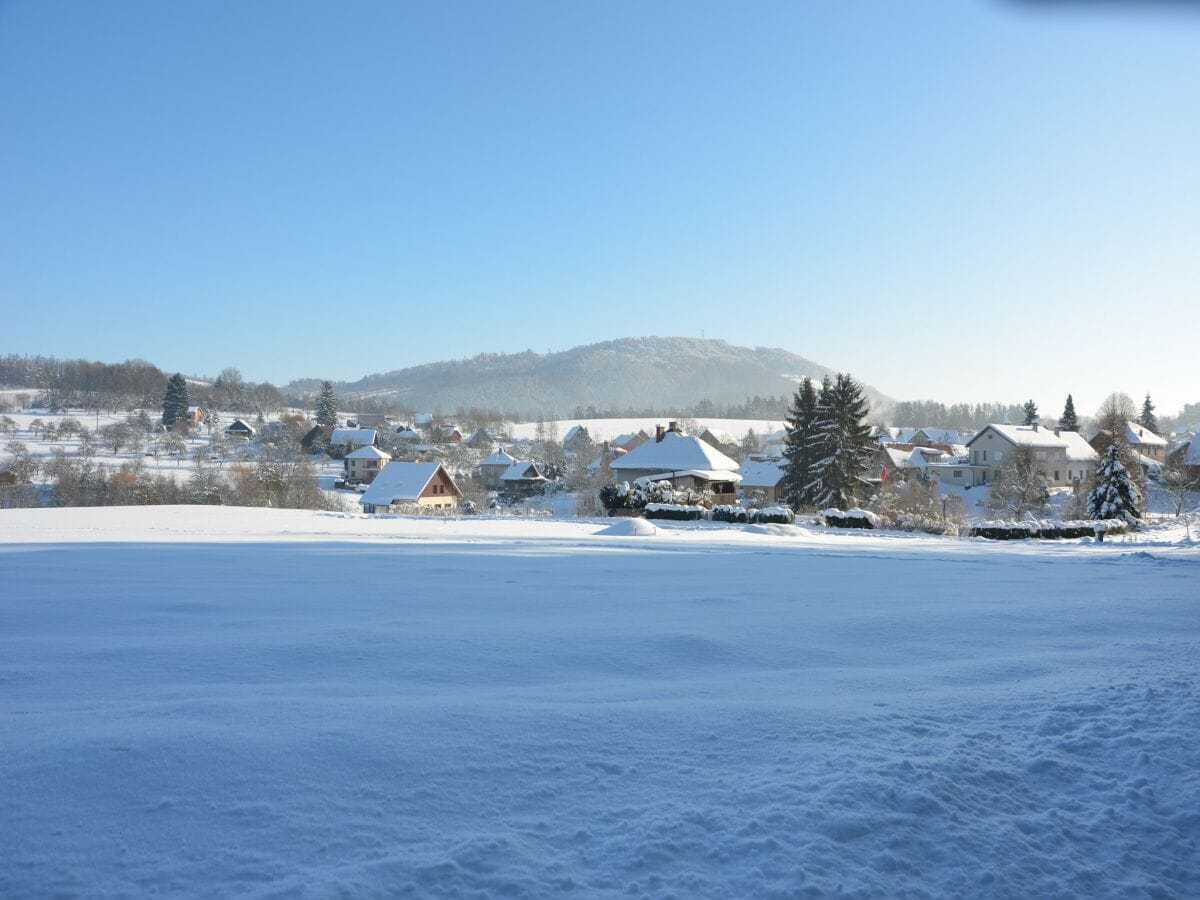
[287,337,889,416]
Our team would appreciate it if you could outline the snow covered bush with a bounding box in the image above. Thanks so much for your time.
[600,479,714,512]
[822,507,880,529]
[752,506,795,525]
[643,502,707,521]
[968,520,1129,541]
[711,505,750,523]
[869,478,965,535]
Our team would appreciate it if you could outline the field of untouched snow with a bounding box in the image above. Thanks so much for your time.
[2,507,1199,897]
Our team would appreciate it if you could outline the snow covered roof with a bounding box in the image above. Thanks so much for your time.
[1124,423,1167,447]
[562,425,588,443]
[737,457,786,487]
[395,428,421,440]
[911,428,964,445]
[330,428,376,447]
[968,424,1067,449]
[480,449,516,467]
[1185,440,1200,466]
[1058,431,1098,463]
[502,461,546,482]
[225,418,255,435]
[609,430,739,474]
[359,462,445,506]
[346,445,391,460]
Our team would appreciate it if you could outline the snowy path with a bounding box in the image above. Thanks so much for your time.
[1,508,1198,897]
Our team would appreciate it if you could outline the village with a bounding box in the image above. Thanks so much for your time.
[3,379,1197,537]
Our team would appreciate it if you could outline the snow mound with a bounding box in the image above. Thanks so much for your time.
[597,517,658,536]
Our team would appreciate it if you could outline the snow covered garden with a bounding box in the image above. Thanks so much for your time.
[2,506,1198,896]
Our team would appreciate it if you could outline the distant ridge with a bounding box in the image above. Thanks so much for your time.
[286,337,891,418]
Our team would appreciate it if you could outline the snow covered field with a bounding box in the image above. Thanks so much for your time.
[2,507,1198,897]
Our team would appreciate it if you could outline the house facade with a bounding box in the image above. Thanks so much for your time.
[963,424,1095,487]
[737,457,786,504]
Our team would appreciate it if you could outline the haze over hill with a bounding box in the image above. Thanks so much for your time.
[286,337,891,417]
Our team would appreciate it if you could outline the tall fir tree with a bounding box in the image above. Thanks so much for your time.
[1139,393,1158,435]
[1058,394,1079,432]
[1087,444,1141,524]
[781,377,819,510]
[807,373,874,511]
[161,373,189,428]
[1022,399,1039,426]
[315,381,338,428]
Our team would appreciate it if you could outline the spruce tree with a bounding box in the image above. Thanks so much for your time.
[1058,394,1079,432]
[781,377,819,510]
[315,381,338,428]
[808,373,874,511]
[1139,393,1158,435]
[161,373,189,428]
[1087,444,1141,524]
[1022,400,1039,426]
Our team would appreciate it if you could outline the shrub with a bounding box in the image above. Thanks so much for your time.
[823,507,880,529]
[968,520,1130,541]
[752,506,795,525]
[644,503,707,521]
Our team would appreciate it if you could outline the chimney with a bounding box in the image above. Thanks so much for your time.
[1054,428,1060,437]
[1031,423,1039,432]
[655,425,666,443]
[668,420,680,434]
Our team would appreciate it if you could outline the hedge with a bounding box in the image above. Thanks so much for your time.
[822,508,881,529]
[969,520,1130,541]
[644,503,707,521]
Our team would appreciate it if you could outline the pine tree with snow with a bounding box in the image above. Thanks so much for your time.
[1058,394,1079,432]
[315,381,338,428]
[781,377,819,510]
[807,373,874,511]
[1022,400,1039,427]
[1087,444,1142,524]
[161,373,189,428]
[1139,393,1158,435]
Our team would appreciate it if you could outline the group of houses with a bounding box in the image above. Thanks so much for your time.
[319,406,1195,516]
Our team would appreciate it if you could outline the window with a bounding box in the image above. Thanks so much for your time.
[982,450,988,462]
[953,469,962,477]
[1035,451,1046,461]
[994,451,1003,462]
[1054,471,1060,481]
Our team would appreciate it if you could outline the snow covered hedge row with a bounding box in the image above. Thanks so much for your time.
[710,505,795,525]
[969,520,1131,541]
[643,503,707,521]
[822,508,881,529]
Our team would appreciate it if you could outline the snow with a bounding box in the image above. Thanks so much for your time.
[480,449,517,467]
[1,506,1199,897]
[344,445,391,460]
[736,456,786,487]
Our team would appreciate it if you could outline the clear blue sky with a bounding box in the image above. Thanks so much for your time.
[2,1,1197,415]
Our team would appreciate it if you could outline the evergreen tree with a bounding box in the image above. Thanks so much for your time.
[1139,393,1158,435]
[161,373,189,428]
[315,381,338,428]
[781,377,819,510]
[1022,399,1039,426]
[1087,444,1141,524]
[807,373,874,511]
[1058,394,1079,432]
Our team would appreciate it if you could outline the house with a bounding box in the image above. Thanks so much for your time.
[413,413,434,430]
[359,462,463,513]
[874,445,946,483]
[1090,423,1168,464]
[562,425,591,453]
[608,422,741,503]
[1185,439,1200,478]
[464,428,494,450]
[478,449,517,489]
[960,424,1095,487]
[501,460,550,497]
[395,427,422,442]
[224,418,255,440]
[329,427,378,453]
[699,427,736,453]
[759,429,787,458]
[611,431,649,453]
[344,445,391,485]
[737,457,787,504]
[440,425,463,444]
[586,442,628,475]
[354,413,390,428]
[909,428,966,446]
[184,405,204,425]
[300,423,332,451]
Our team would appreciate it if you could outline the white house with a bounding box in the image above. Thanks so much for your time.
[478,449,517,489]
[344,445,391,485]
[959,424,1095,487]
